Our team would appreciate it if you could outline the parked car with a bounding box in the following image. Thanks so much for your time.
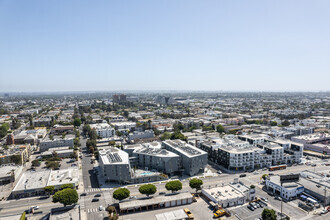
[92,198,99,202]
[320,209,328,215]
[217,170,222,174]
[247,205,255,211]
[261,197,268,202]
[239,174,247,178]
[30,206,39,210]
[275,196,282,201]
[80,193,87,196]
[94,194,101,197]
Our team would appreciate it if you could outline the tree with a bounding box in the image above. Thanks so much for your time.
[139,184,157,197]
[46,161,60,170]
[10,155,22,165]
[160,132,171,141]
[44,185,55,196]
[73,118,81,127]
[52,188,78,207]
[165,180,182,193]
[61,184,74,190]
[32,159,40,167]
[262,208,277,220]
[262,174,269,180]
[170,131,187,142]
[189,178,203,192]
[113,188,130,201]
[270,121,277,126]
[216,124,225,133]
[282,120,290,126]
[250,185,255,189]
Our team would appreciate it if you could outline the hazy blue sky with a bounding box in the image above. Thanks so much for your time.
[0,0,329,92]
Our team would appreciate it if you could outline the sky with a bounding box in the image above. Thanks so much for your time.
[0,0,329,92]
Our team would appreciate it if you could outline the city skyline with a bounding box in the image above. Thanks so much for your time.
[1,0,330,92]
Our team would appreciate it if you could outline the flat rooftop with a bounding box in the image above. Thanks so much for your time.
[0,165,21,177]
[13,170,50,191]
[47,168,79,186]
[155,209,188,220]
[164,140,207,157]
[119,192,193,210]
[99,147,130,165]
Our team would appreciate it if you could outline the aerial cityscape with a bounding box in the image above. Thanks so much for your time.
[1,1,330,220]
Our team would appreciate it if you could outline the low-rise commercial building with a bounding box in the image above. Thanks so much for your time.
[11,168,79,199]
[265,175,304,201]
[202,180,255,208]
[0,164,23,185]
[39,138,74,152]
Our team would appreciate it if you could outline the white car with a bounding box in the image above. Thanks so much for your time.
[217,170,222,174]
[31,206,39,210]
[99,205,104,211]
[320,209,328,215]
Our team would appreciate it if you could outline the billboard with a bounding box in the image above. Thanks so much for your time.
[280,174,300,183]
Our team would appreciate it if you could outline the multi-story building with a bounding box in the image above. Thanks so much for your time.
[132,142,180,175]
[99,147,132,184]
[291,133,330,155]
[111,122,136,131]
[39,138,74,152]
[0,144,32,166]
[128,130,155,143]
[162,140,208,176]
[90,123,115,138]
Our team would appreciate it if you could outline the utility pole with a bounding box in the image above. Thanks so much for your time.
[324,185,327,208]
[281,182,283,219]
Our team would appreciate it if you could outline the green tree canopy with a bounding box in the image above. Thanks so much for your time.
[52,188,78,207]
[170,131,187,142]
[270,121,277,126]
[160,132,171,141]
[282,120,290,126]
[165,180,182,193]
[262,174,269,180]
[262,208,277,220]
[44,185,55,196]
[189,178,203,192]
[216,124,225,133]
[61,184,74,190]
[113,188,130,201]
[139,184,157,197]
[32,159,40,167]
[73,118,82,127]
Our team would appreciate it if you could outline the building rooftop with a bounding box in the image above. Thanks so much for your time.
[0,165,22,177]
[13,170,50,191]
[119,192,193,210]
[164,140,207,157]
[99,147,129,165]
[47,168,79,187]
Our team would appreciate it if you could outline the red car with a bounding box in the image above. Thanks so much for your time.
[327,206,330,211]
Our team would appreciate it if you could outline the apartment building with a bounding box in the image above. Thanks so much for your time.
[0,144,32,166]
[162,140,208,176]
[132,142,180,175]
[291,133,330,155]
[90,123,115,138]
[98,147,132,183]
[128,130,155,143]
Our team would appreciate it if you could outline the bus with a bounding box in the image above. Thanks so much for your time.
[269,165,287,171]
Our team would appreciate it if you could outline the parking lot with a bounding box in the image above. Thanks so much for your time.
[230,204,264,220]
[31,157,77,172]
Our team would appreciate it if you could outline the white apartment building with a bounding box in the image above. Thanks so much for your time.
[90,123,115,138]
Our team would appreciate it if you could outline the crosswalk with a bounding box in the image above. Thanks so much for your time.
[85,188,101,193]
[87,208,100,213]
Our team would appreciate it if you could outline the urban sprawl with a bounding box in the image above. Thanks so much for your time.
[0,92,329,220]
